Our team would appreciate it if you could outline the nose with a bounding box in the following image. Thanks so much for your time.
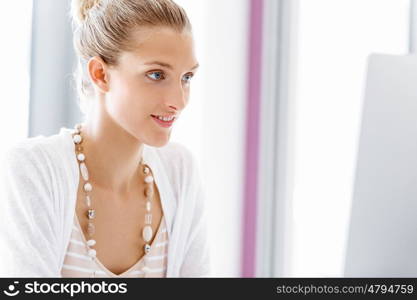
[168,82,188,111]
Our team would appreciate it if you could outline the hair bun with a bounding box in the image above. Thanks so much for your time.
[71,0,101,25]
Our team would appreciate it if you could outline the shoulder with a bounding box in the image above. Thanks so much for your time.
[0,136,55,206]
[2,128,71,169]
[154,141,197,170]
[1,127,76,187]
[151,141,202,193]
[2,135,51,173]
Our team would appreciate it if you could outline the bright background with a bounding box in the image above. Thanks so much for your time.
[1,0,415,277]
[291,0,410,277]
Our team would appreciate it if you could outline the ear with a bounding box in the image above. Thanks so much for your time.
[87,56,110,94]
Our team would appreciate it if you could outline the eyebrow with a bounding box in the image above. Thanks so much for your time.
[143,61,199,71]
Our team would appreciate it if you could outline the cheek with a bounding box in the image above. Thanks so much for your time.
[106,79,155,125]
[111,75,140,101]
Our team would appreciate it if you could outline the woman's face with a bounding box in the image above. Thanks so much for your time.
[91,26,199,147]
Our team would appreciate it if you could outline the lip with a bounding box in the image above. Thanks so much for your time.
[151,115,175,128]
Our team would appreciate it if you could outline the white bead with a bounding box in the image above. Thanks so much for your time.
[144,255,152,265]
[80,162,89,181]
[84,182,92,192]
[73,134,82,144]
[86,239,96,246]
[146,201,151,212]
[144,175,153,183]
[145,213,152,224]
[142,225,153,242]
[77,153,85,161]
[88,248,96,257]
[85,195,91,207]
[145,186,153,197]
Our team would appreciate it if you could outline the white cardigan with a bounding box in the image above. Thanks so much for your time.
[0,127,211,277]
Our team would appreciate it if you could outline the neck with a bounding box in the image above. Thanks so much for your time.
[79,109,144,195]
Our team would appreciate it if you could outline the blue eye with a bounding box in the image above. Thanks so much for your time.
[146,71,194,83]
[147,71,165,81]
[182,73,194,83]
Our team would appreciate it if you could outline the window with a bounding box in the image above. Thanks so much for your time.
[291,0,410,276]
[0,1,33,156]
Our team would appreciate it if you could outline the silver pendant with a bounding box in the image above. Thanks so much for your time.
[87,209,95,219]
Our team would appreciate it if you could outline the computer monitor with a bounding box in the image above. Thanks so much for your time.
[344,53,417,277]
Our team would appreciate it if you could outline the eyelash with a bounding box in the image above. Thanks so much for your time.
[146,71,194,83]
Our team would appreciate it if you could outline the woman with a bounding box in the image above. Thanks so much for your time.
[0,0,210,278]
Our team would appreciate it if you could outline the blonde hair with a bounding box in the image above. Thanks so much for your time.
[69,0,192,115]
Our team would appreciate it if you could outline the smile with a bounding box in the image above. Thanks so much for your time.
[151,115,176,128]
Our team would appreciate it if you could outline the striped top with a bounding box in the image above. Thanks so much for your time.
[61,213,169,278]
